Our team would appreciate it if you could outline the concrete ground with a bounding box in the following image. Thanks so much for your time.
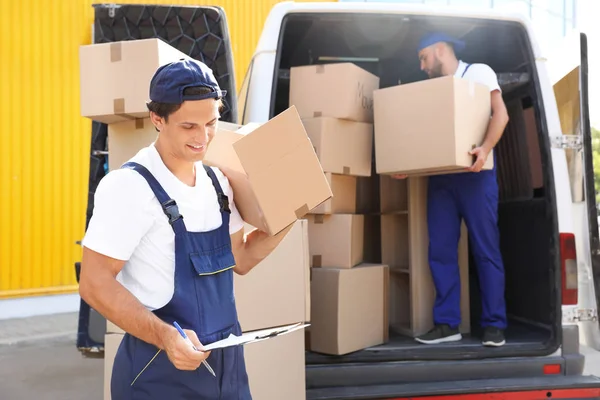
[2,312,600,400]
[0,312,103,400]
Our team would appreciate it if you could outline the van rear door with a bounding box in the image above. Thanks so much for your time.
[551,31,600,331]
[76,3,237,354]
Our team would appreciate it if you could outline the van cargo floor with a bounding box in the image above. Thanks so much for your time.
[306,319,552,363]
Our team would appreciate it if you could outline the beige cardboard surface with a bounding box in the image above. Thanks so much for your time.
[380,175,408,213]
[80,38,189,124]
[302,117,373,177]
[205,108,333,235]
[232,106,333,235]
[310,264,389,355]
[234,220,310,331]
[307,214,364,269]
[104,333,124,400]
[106,320,125,334]
[374,76,494,176]
[244,328,306,400]
[290,63,380,123]
[107,118,157,171]
[311,173,357,214]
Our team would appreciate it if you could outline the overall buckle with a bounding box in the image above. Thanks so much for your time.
[219,194,231,214]
[161,199,183,225]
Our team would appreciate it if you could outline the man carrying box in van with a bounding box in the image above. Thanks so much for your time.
[79,58,290,399]
[393,32,510,347]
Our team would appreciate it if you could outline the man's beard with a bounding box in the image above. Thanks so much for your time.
[427,60,443,78]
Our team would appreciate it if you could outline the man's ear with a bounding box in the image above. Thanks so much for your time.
[149,111,163,132]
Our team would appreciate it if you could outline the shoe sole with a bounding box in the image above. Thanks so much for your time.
[482,339,505,347]
[415,333,462,344]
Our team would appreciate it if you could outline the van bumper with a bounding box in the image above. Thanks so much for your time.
[306,375,600,399]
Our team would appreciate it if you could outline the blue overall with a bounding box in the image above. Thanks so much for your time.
[427,64,507,331]
[110,162,252,400]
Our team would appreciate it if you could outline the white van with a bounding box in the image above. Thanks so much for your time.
[235,1,600,397]
[80,1,600,398]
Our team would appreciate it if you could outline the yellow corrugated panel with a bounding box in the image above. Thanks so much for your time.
[0,0,333,299]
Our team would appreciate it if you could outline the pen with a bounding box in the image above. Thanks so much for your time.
[173,321,216,377]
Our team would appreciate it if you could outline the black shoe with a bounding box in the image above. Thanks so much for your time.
[482,327,505,347]
[415,324,462,344]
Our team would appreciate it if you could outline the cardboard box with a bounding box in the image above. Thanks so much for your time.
[290,63,380,123]
[310,264,389,355]
[104,333,124,400]
[106,320,125,335]
[244,328,306,400]
[107,118,157,171]
[302,117,373,177]
[311,173,357,214]
[374,76,494,176]
[80,38,189,124]
[306,214,364,269]
[203,106,333,235]
[234,220,310,332]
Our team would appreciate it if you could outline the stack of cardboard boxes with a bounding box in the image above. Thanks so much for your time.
[79,38,332,400]
[289,62,476,351]
[289,63,390,355]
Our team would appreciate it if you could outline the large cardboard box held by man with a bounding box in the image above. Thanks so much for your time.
[290,63,380,123]
[204,106,333,235]
[374,75,494,176]
[79,38,189,124]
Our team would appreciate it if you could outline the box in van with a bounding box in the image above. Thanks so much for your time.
[289,63,380,123]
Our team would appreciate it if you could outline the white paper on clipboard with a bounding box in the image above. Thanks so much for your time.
[203,322,309,351]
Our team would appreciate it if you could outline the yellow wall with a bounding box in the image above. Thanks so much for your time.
[0,0,333,299]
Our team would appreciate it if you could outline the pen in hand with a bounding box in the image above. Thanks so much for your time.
[173,321,216,377]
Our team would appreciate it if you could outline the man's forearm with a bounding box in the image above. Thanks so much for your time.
[233,224,293,275]
[482,112,509,153]
[80,270,170,349]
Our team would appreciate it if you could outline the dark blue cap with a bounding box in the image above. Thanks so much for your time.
[149,58,226,104]
[417,32,466,54]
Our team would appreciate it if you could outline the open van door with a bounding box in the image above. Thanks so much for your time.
[75,3,237,355]
[552,32,600,348]
[578,33,600,334]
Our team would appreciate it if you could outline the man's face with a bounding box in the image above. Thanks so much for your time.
[152,99,220,163]
[418,45,443,79]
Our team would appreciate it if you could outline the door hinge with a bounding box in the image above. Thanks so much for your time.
[565,308,598,322]
[551,134,583,150]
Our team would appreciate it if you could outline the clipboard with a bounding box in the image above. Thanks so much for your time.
[203,322,309,351]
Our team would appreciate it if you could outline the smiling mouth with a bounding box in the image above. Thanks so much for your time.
[187,144,206,152]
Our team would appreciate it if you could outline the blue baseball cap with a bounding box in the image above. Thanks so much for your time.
[149,58,226,104]
[417,32,466,54]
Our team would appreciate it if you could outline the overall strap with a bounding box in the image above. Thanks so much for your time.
[461,63,472,78]
[202,165,231,214]
[121,162,183,226]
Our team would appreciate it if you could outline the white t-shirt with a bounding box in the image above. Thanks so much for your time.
[454,59,501,93]
[82,142,245,310]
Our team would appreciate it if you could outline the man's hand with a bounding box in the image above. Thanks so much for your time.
[160,325,211,371]
[468,146,490,173]
[391,174,408,180]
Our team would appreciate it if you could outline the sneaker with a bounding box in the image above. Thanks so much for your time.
[482,327,505,347]
[415,324,462,344]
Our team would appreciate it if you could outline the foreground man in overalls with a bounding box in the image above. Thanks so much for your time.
[79,58,291,399]
[393,32,510,347]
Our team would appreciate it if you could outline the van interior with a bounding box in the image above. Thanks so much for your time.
[269,12,560,364]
